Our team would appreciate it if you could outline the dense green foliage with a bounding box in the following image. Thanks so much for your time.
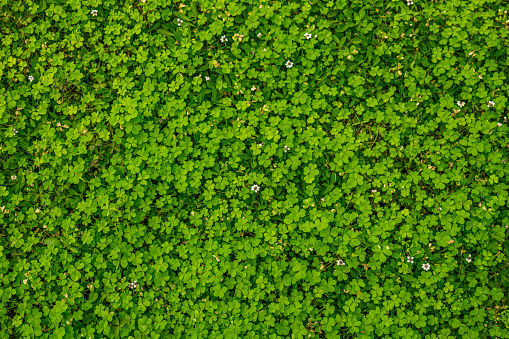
[1,0,509,338]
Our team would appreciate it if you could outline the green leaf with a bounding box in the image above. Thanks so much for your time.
[44,238,59,246]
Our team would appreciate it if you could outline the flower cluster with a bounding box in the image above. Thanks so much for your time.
[233,33,244,42]
[177,18,183,26]
[466,254,472,263]
[91,10,98,16]
[457,101,465,107]
[220,35,228,43]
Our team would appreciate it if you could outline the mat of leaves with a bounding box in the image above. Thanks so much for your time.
[1,0,508,338]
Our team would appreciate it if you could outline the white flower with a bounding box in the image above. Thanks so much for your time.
[13,128,18,134]
[251,86,256,91]
[498,122,502,127]
[371,189,377,193]
[466,254,472,263]
[205,76,210,81]
[251,184,260,192]
[258,142,265,147]
[336,259,346,266]
[11,175,17,180]
[128,281,138,289]
[220,35,228,42]
[309,248,313,251]
[257,33,262,38]
[437,207,442,211]
[285,60,293,68]
[321,198,325,202]
[422,263,431,271]
[28,75,34,82]
[304,32,312,39]
[314,35,318,38]
[284,145,290,152]
[386,246,389,250]
[177,18,183,26]
[407,0,413,4]
[407,256,414,263]
[91,10,98,16]
[488,101,495,107]
[457,101,465,107]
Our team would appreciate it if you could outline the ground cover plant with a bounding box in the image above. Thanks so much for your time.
[1,0,509,338]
